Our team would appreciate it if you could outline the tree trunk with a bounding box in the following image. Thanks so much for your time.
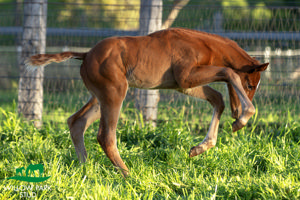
[14,0,22,27]
[162,0,190,29]
[135,0,162,126]
[18,0,47,128]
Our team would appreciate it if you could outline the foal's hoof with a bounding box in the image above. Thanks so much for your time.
[232,120,245,132]
[189,146,205,158]
[121,170,130,178]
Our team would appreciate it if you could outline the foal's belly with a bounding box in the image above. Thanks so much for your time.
[126,67,179,89]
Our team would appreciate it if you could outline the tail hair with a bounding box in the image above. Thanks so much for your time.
[25,52,87,69]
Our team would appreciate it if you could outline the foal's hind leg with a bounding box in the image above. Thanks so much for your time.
[177,86,225,157]
[94,80,129,177]
[67,96,100,162]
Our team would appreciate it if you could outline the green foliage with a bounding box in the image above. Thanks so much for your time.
[252,3,272,20]
[222,1,271,21]
[0,106,299,199]
[53,0,140,29]
[222,0,250,20]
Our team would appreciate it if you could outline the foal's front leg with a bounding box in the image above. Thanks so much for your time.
[174,65,255,132]
[177,86,225,157]
[227,83,242,120]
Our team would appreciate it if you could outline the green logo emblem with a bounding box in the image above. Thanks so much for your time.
[7,164,50,182]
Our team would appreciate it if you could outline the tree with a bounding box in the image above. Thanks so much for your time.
[18,0,47,128]
[162,0,190,29]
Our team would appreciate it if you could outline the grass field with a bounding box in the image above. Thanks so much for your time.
[0,100,299,199]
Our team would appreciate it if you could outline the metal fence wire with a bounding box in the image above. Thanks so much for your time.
[0,1,299,127]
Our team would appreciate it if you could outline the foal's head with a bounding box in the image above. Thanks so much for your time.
[228,62,269,119]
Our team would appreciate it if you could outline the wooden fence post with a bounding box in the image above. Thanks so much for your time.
[213,11,223,32]
[264,46,271,79]
[18,0,47,128]
[135,0,162,126]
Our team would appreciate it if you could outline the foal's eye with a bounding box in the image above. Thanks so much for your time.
[247,85,254,91]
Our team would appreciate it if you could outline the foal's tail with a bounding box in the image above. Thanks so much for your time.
[25,52,87,68]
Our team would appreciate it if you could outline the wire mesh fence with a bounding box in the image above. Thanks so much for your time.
[0,1,299,127]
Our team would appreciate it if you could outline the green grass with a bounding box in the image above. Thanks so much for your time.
[0,105,299,199]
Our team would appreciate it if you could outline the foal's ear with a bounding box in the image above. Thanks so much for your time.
[255,63,269,72]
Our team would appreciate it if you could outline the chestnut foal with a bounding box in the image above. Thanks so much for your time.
[27,28,268,177]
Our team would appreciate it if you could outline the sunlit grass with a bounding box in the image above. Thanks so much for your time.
[0,106,299,199]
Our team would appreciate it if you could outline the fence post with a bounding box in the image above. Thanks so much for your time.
[135,0,162,126]
[264,46,271,79]
[286,49,293,75]
[18,0,47,128]
[213,11,223,32]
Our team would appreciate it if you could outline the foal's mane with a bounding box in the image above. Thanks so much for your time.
[169,28,259,66]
